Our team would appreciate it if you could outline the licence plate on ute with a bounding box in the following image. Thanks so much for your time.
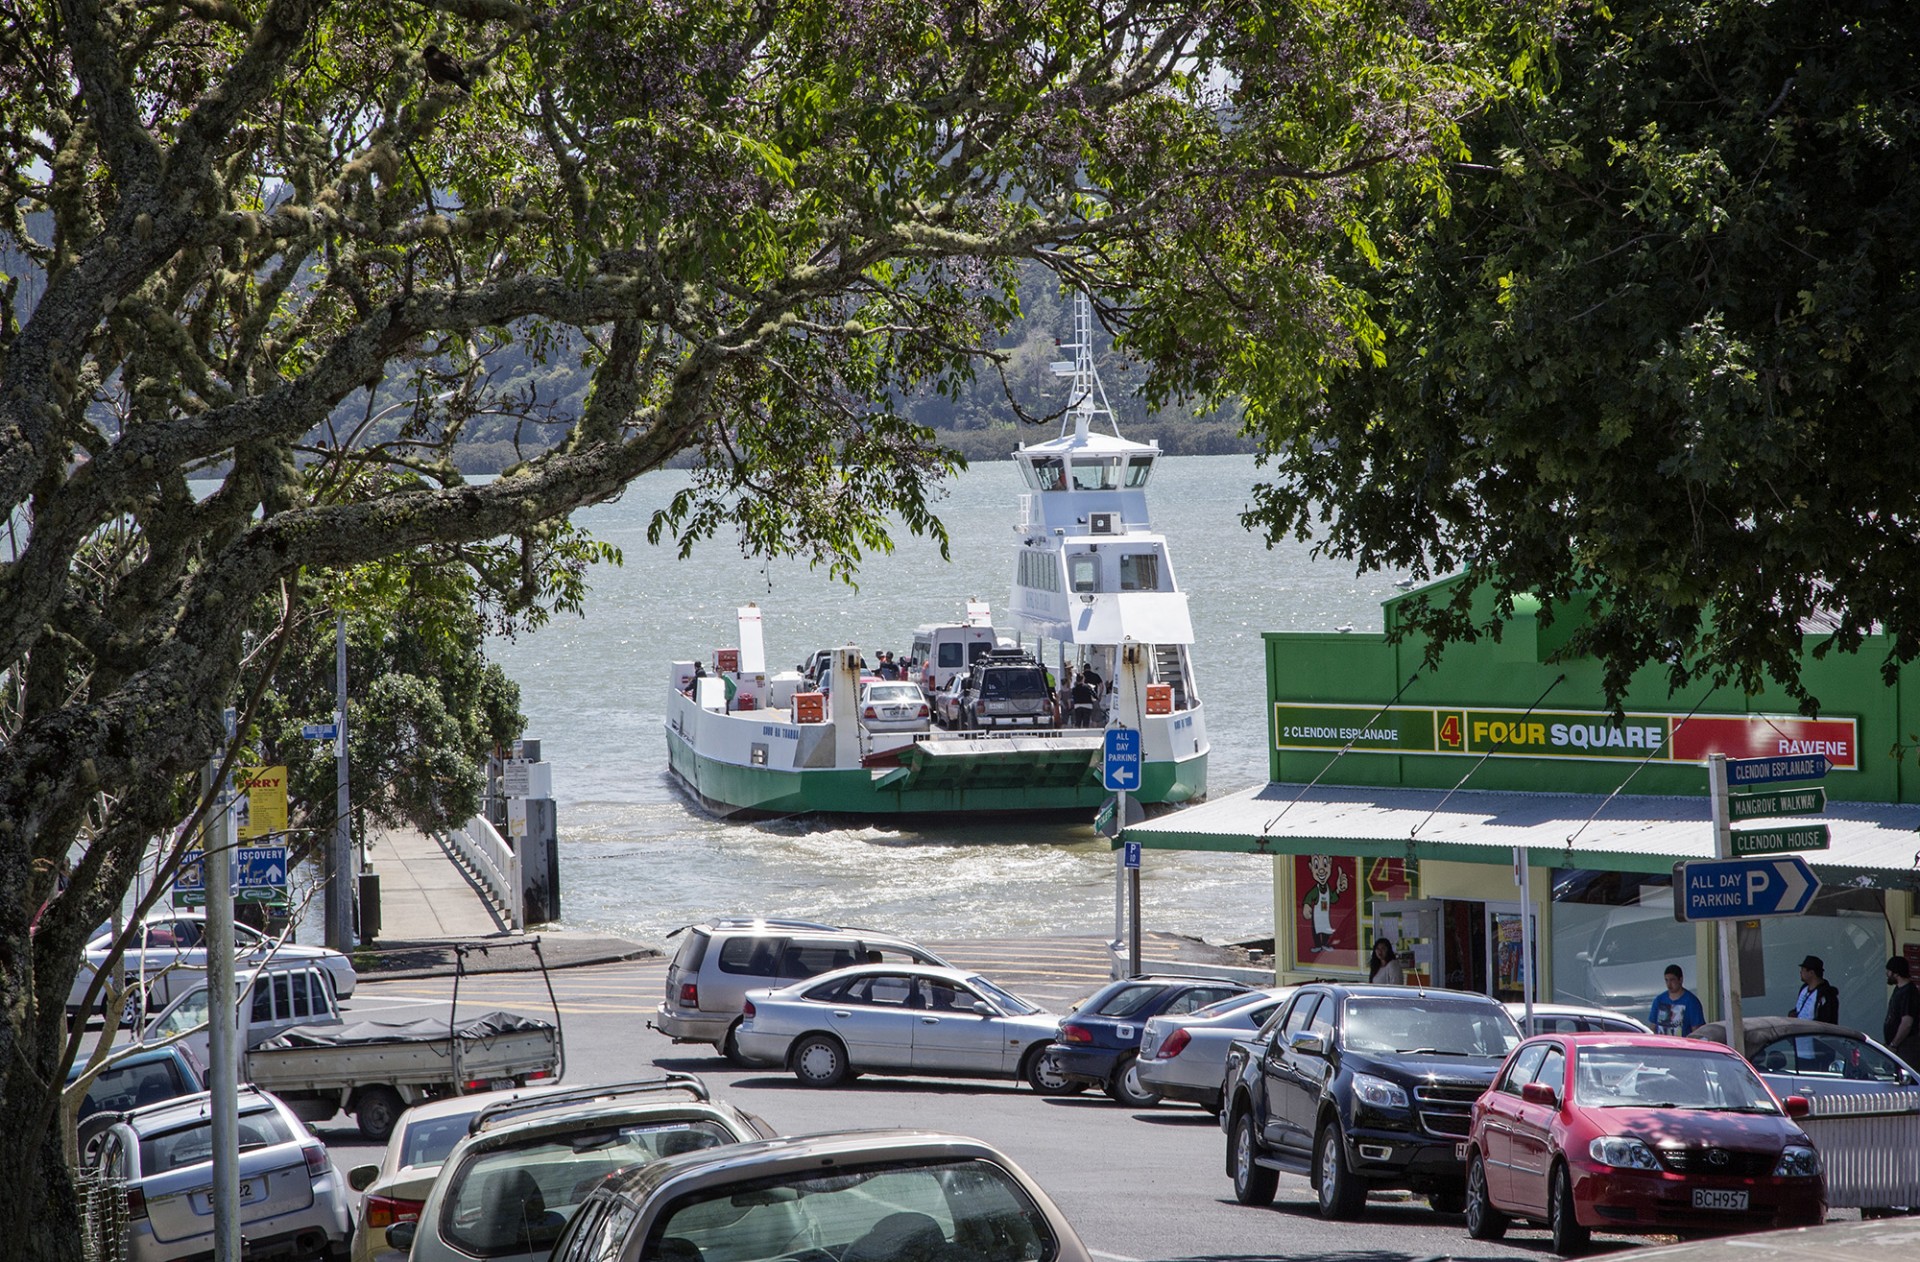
[1691,1189,1748,1211]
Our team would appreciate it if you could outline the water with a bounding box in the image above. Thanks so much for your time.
[483,453,1404,947]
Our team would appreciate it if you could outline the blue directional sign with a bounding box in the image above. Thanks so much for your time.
[1103,728,1142,792]
[1676,855,1821,922]
[1726,754,1830,787]
[301,722,338,741]
[171,855,207,908]
[235,844,289,903]
[1123,841,1142,870]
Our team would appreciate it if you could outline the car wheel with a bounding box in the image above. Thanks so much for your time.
[1314,1121,1365,1220]
[355,1086,405,1142]
[1464,1153,1508,1240]
[791,1034,849,1088]
[1105,1053,1161,1109]
[117,984,147,1028]
[1022,1043,1085,1094]
[1230,1112,1278,1207]
[722,1022,750,1067]
[1548,1163,1589,1256]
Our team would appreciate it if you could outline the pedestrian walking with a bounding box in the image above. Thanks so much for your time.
[1790,955,1840,1024]
[1648,964,1705,1037]
[1369,938,1405,985]
[1886,956,1920,1069]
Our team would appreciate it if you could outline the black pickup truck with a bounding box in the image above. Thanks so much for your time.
[1219,983,1521,1220]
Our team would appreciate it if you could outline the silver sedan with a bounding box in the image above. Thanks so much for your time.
[734,963,1070,1090]
[1136,987,1294,1113]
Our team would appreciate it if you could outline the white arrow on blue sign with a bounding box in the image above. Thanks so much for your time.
[236,844,289,890]
[1675,855,1821,921]
[1103,728,1142,792]
[1726,754,1830,786]
[301,722,338,741]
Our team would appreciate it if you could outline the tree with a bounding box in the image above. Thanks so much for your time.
[0,0,1493,1253]
[1245,1,1920,709]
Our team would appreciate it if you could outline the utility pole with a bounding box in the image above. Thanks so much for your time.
[1708,754,1744,1047]
[209,707,239,1261]
[327,614,353,951]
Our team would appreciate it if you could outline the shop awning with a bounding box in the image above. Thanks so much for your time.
[1128,781,1920,884]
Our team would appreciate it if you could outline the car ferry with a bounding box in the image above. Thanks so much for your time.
[663,293,1209,818]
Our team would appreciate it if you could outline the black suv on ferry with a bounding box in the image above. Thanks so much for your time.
[1220,983,1521,1220]
[956,649,1054,729]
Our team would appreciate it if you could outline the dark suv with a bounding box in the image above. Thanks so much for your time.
[957,649,1054,729]
[1048,975,1252,1107]
[1220,983,1520,1220]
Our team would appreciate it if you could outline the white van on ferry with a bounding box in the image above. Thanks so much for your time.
[909,601,1000,693]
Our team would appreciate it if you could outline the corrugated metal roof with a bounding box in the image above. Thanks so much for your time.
[1129,781,1920,881]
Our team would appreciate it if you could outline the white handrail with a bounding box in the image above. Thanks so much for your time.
[445,815,522,930]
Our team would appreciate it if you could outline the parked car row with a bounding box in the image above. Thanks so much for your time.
[657,916,1920,1258]
[354,1073,1096,1262]
[70,911,359,1027]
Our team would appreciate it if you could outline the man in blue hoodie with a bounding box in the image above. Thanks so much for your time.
[1649,964,1705,1036]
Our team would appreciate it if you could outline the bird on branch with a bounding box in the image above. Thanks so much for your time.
[422,43,473,92]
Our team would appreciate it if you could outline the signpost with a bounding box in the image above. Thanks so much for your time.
[1732,824,1831,857]
[1103,729,1141,791]
[234,844,290,903]
[1677,854,1821,921]
[1725,753,1830,786]
[1728,787,1825,822]
[1105,728,1142,978]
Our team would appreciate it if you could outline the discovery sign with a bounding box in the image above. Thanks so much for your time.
[1273,703,1859,770]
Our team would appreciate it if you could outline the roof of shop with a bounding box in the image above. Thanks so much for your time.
[1129,782,1920,882]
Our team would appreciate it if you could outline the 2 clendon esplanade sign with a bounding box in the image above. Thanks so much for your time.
[1273,704,1858,770]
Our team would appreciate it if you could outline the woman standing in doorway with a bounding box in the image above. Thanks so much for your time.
[1370,937,1406,985]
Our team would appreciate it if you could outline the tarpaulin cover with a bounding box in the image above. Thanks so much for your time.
[257,1009,555,1049]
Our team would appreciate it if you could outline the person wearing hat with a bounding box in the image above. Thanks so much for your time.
[1790,955,1840,1025]
[1886,957,1920,1069]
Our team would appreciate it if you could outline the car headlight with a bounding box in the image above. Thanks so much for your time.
[1588,1136,1661,1170]
[1773,1146,1821,1178]
[1351,1073,1409,1109]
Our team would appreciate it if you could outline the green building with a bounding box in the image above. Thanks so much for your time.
[1132,579,1920,1033]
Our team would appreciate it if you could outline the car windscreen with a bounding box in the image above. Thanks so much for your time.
[1574,1046,1780,1112]
[444,1120,738,1257]
[967,976,1040,1016]
[140,1107,293,1174]
[1755,1032,1911,1082]
[866,684,922,704]
[1340,998,1520,1058]
[978,668,1045,699]
[1087,982,1165,1019]
[78,1058,187,1119]
[1189,991,1272,1020]
[649,1156,1056,1262]
[402,1111,488,1170]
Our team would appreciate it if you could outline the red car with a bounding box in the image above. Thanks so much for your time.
[1463,1032,1824,1254]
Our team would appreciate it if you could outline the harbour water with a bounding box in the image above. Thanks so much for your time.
[482,452,1405,948]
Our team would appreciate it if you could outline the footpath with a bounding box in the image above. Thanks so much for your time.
[356,824,1258,983]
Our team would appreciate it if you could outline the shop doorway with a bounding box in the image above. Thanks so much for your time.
[1434,899,1538,1002]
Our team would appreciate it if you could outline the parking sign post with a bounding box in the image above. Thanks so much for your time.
[1708,754,1743,1051]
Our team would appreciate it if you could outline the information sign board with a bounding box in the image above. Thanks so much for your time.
[1728,788,1825,822]
[1732,824,1831,857]
[1103,729,1142,792]
[1676,855,1821,921]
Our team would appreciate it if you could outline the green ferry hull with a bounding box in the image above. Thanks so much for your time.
[667,725,1206,819]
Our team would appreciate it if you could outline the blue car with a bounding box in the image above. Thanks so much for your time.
[1048,975,1252,1106]
[66,1042,205,1157]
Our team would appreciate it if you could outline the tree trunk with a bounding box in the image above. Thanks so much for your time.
[0,1090,85,1262]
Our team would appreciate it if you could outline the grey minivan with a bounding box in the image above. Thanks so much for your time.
[650,918,951,1064]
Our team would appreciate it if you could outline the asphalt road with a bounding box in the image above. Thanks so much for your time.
[320,949,1663,1262]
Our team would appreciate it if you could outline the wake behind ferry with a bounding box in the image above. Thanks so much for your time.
[664,293,1209,818]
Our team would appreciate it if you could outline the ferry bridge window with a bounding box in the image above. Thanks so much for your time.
[1071,457,1121,490]
[1126,455,1154,487]
[1119,552,1161,591]
[1070,555,1099,593]
[1032,458,1065,491]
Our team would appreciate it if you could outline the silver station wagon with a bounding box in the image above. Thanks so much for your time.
[734,963,1072,1091]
